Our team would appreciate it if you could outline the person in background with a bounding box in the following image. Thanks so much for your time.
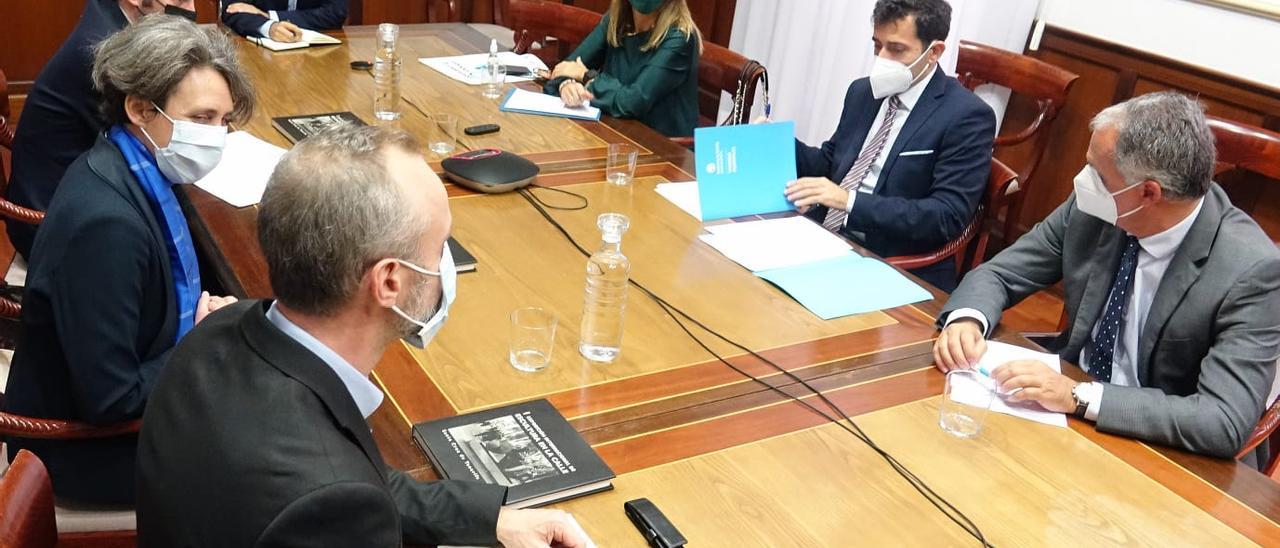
[541,0,701,138]
[136,124,587,548]
[1,15,247,505]
[221,0,348,43]
[784,0,995,292]
[936,92,1280,465]
[5,0,197,260]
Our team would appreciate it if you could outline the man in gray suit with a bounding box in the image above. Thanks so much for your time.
[934,91,1280,462]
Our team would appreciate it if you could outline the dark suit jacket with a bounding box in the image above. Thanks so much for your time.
[136,300,506,547]
[5,0,127,258]
[2,133,178,504]
[941,185,1280,462]
[221,0,348,37]
[796,71,996,291]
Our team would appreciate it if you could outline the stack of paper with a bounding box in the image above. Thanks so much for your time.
[419,52,549,85]
[698,217,853,272]
[755,255,931,319]
[249,29,342,51]
[654,181,701,220]
[195,132,288,208]
[949,341,1068,428]
[499,88,601,121]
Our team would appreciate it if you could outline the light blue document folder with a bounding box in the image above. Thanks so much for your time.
[695,122,797,220]
[755,255,931,319]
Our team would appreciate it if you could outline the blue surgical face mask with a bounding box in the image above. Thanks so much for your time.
[631,0,664,15]
[390,244,456,349]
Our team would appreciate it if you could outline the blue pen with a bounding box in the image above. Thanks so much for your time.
[974,363,1023,396]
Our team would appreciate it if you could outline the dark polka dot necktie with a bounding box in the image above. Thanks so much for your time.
[1088,235,1140,383]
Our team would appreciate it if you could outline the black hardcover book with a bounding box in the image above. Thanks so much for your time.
[446,237,477,274]
[271,111,366,144]
[412,399,614,508]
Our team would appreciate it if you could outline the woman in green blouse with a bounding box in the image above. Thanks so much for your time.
[541,0,702,137]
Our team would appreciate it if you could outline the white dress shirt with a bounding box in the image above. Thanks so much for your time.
[256,0,300,38]
[945,198,1204,420]
[266,301,385,418]
[843,65,939,214]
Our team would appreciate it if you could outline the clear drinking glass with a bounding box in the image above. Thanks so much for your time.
[509,307,557,372]
[483,63,508,99]
[939,369,995,438]
[429,113,458,155]
[605,143,638,185]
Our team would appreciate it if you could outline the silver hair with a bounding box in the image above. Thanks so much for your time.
[1089,91,1215,200]
[258,124,426,316]
[92,14,255,125]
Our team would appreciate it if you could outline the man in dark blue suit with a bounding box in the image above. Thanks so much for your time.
[5,0,196,259]
[221,0,347,42]
[785,0,995,292]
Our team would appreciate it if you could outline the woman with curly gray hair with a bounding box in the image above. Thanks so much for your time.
[1,14,254,505]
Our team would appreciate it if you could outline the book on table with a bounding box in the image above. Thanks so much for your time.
[248,28,342,51]
[271,112,366,144]
[412,399,614,508]
[447,237,477,273]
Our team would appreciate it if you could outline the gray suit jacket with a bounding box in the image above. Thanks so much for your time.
[941,184,1280,460]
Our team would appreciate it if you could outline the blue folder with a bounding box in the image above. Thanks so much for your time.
[756,255,931,319]
[498,88,602,121]
[695,121,797,221]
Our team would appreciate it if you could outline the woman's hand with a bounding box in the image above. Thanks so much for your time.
[559,80,594,108]
[551,57,589,81]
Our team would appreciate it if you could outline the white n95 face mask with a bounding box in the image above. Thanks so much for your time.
[869,42,937,99]
[139,103,228,184]
[1073,165,1144,225]
[391,244,456,349]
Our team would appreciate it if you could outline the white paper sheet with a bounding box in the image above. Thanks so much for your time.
[194,132,288,208]
[698,216,854,272]
[655,181,702,220]
[949,341,1068,428]
[419,52,549,85]
[249,29,341,51]
[500,87,601,120]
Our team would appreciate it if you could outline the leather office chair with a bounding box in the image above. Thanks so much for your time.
[668,43,766,147]
[955,40,1078,248]
[0,450,57,548]
[884,158,1020,276]
[508,0,601,68]
[0,69,43,323]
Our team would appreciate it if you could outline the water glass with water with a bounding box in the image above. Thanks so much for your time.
[510,307,557,372]
[605,143,638,185]
[429,113,458,155]
[483,63,507,99]
[939,369,994,438]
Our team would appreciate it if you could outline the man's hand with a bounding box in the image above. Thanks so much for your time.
[551,57,589,81]
[195,291,239,324]
[990,360,1078,413]
[496,508,590,548]
[224,2,268,17]
[269,21,303,43]
[784,177,849,212]
[933,318,986,372]
[559,80,593,108]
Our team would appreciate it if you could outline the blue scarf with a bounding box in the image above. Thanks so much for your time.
[108,125,201,342]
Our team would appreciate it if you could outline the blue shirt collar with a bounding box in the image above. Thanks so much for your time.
[266,302,385,419]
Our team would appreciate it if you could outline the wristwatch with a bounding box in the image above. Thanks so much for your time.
[581,69,599,86]
[1070,382,1090,417]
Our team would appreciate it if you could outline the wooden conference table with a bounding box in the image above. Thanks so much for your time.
[180,23,1280,546]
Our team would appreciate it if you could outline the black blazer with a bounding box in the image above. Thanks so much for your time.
[136,300,506,547]
[2,133,178,505]
[5,0,128,258]
[221,0,348,37]
[796,71,996,291]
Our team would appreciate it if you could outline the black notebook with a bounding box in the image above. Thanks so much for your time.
[447,237,477,274]
[412,399,614,508]
[271,111,366,144]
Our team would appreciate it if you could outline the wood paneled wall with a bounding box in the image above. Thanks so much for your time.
[999,25,1280,241]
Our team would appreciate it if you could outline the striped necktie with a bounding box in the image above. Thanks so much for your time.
[823,95,904,232]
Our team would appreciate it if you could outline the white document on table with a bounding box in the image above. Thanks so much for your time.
[655,181,702,220]
[249,28,341,51]
[499,87,601,120]
[698,216,854,272]
[194,131,288,208]
[949,341,1069,428]
[419,52,549,85]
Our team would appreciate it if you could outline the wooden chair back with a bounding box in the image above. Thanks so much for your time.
[0,450,57,548]
[1209,115,1280,181]
[694,41,764,128]
[508,0,602,67]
